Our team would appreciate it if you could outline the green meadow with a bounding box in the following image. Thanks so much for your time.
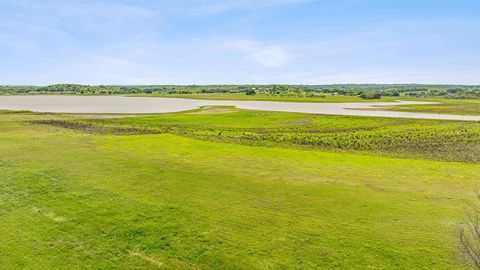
[1,107,480,269]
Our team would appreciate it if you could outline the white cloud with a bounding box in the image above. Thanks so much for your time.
[219,38,291,68]
[251,46,289,68]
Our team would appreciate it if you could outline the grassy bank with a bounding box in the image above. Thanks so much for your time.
[130,92,400,103]
[128,93,480,117]
[1,109,479,269]
[385,99,480,116]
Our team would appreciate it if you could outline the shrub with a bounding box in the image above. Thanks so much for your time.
[245,89,256,95]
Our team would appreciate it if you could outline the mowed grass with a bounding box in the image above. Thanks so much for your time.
[1,110,480,269]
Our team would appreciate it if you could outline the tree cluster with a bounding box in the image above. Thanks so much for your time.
[1,84,479,99]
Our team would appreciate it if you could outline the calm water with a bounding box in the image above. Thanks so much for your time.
[0,95,479,121]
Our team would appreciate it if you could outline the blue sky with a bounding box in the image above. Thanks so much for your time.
[0,0,479,85]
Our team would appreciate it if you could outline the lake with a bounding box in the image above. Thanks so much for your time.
[0,95,479,121]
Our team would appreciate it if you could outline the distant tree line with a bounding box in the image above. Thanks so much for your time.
[1,84,479,99]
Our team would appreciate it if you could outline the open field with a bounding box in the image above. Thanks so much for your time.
[3,0,479,268]
[1,108,480,269]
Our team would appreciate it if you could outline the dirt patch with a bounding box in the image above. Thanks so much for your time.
[189,106,238,115]
[30,120,164,135]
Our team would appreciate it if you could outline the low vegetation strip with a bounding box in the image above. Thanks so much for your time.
[32,107,480,163]
[32,120,163,135]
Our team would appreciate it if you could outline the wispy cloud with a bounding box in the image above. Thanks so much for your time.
[251,46,290,68]
[218,38,291,68]
[0,0,157,33]
[179,0,316,16]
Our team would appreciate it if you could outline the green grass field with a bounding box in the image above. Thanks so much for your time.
[1,108,480,269]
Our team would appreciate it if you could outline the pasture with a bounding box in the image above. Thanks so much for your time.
[1,107,479,269]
